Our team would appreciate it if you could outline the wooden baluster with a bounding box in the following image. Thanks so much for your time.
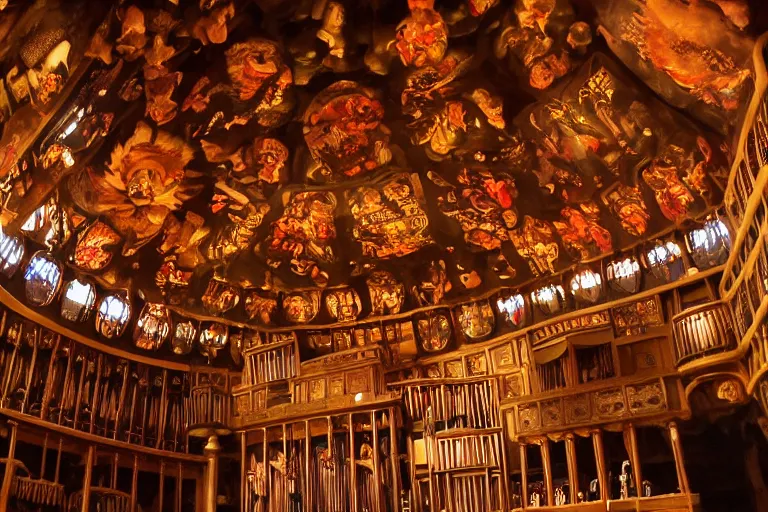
[40,334,61,420]
[565,433,580,505]
[540,439,554,506]
[349,413,357,512]
[156,369,169,449]
[113,361,130,440]
[669,422,694,512]
[89,354,103,434]
[21,326,40,413]
[72,351,88,429]
[112,452,119,489]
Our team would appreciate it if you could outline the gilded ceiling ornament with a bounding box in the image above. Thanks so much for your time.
[264,191,337,286]
[244,291,278,325]
[347,173,433,259]
[553,201,612,261]
[68,122,202,256]
[396,0,449,68]
[133,303,172,351]
[642,158,696,223]
[198,322,228,361]
[366,271,405,316]
[201,276,241,315]
[598,0,751,117]
[510,216,559,277]
[411,260,451,307]
[71,220,122,272]
[283,290,321,324]
[182,38,295,135]
[416,312,452,353]
[325,288,362,322]
[601,183,650,237]
[456,300,495,341]
[191,2,234,45]
[428,167,518,251]
[494,0,585,90]
[303,81,392,182]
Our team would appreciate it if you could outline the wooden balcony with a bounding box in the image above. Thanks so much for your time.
[671,301,736,367]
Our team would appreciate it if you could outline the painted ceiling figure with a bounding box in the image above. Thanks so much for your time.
[68,122,201,257]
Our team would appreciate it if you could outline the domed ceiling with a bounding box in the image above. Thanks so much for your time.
[0,0,755,365]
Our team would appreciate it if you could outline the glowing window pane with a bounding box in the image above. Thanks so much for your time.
[96,293,132,339]
[23,251,62,306]
[496,293,526,327]
[61,278,97,323]
[687,219,731,269]
[531,284,565,316]
[570,268,603,304]
[606,256,641,294]
[644,240,684,283]
[0,228,24,278]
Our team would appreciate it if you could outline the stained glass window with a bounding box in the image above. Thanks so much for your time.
[686,219,731,269]
[60,278,97,322]
[96,292,132,338]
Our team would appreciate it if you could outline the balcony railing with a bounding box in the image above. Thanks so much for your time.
[188,383,231,436]
[671,301,736,367]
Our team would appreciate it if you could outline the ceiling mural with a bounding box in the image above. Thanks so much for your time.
[0,0,754,364]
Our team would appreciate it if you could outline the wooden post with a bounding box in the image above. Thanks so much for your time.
[539,439,554,506]
[371,410,382,511]
[204,434,221,512]
[305,419,312,512]
[389,407,400,512]
[81,445,95,512]
[592,430,608,501]
[519,442,528,509]
[349,413,358,512]
[240,432,247,512]
[177,463,184,512]
[565,433,579,504]
[0,421,19,511]
[159,460,166,512]
[130,454,139,512]
[627,424,643,498]
[669,422,694,511]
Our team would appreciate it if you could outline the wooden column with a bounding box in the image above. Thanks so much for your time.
[204,434,221,512]
[565,434,579,504]
[0,421,18,511]
[305,420,312,512]
[81,445,95,512]
[592,430,608,501]
[626,424,643,497]
[519,442,528,509]
[539,439,554,506]
[669,422,694,511]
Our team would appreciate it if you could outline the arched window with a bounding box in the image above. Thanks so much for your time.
[60,278,97,322]
[96,292,132,339]
[686,218,731,269]
[199,322,228,360]
[570,268,603,304]
[606,255,642,294]
[0,228,24,278]
[172,320,197,355]
[134,303,172,351]
[643,240,684,283]
[496,293,526,328]
[531,284,566,316]
[24,251,63,306]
